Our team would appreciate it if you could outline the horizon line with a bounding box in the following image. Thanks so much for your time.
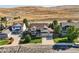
[0,5,77,8]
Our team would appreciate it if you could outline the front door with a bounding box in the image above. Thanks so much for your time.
[46,33,53,40]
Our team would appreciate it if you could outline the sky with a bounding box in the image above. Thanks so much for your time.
[0,0,79,8]
[0,5,57,8]
[0,5,25,8]
[0,5,18,8]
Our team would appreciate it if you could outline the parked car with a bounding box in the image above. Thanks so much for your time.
[53,43,73,50]
[72,44,79,48]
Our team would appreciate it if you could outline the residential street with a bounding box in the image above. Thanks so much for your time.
[0,44,79,53]
[53,48,79,53]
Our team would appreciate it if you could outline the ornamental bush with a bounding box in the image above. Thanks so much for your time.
[24,34,31,43]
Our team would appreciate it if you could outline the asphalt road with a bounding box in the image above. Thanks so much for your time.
[53,48,79,53]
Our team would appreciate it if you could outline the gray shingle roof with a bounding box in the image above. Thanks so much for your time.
[61,22,79,28]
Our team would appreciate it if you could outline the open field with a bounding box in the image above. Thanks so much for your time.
[1,5,79,22]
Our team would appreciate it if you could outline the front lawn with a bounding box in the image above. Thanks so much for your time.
[53,37,68,43]
[20,35,42,44]
[30,39,42,43]
[0,39,8,45]
[53,37,79,43]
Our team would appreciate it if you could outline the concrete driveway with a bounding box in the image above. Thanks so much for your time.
[3,29,21,46]
[42,37,55,45]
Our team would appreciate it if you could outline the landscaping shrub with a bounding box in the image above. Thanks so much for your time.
[8,37,14,44]
[20,31,42,44]
[24,34,31,43]
[31,36,42,40]
[66,26,79,43]
[19,39,25,44]
[30,39,42,43]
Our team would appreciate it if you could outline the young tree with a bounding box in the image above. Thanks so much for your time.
[49,20,58,29]
[4,17,7,28]
[66,26,79,42]
[54,25,61,34]
[49,20,62,38]
[53,20,61,34]
[1,17,7,28]
[48,23,54,29]
[53,20,58,28]
[23,18,29,28]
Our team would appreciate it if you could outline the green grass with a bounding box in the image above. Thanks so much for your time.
[54,37,79,43]
[53,37,68,43]
[30,39,42,43]
[0,39,8,45]
[73,39,79,43]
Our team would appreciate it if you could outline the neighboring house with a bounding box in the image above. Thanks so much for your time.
[5,16,13,21]
[0,33,8,39]
[61,22,79,28]
[12,23,23,34]
[60,22,79,36]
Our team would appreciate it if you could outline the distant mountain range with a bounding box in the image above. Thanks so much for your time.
[0,5,79,20]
